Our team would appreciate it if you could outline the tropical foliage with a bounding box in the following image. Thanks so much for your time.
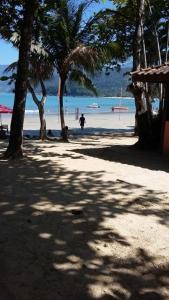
[41,0,123,140]
[0,0,169,156]
[106,0,169,148]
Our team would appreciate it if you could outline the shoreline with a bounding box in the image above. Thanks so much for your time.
[0,92,133,98]
[1,112,135,132]
[103,96,134,99]
[24,111,135,115]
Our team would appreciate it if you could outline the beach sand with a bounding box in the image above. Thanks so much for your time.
[0,114,169,300]
[2,111,135,135]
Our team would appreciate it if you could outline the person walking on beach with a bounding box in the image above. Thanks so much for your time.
[79,114,85,130]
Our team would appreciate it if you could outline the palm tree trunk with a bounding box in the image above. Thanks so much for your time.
[132,0,145,136]
[141,19,147,69]
[39,79,47,140]
[148,1,163,102]
[131,0,155,148]
[38,104,46,140]
[59,77,68,141]
[4,0,38,158]
[166,22,169,62]
[27,80,47,140]
[148,3,162,65]
[133,0,145,72]
[59,78,65,129]
[141,18,153,120]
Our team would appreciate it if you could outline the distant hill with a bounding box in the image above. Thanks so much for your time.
[0,65,132,97]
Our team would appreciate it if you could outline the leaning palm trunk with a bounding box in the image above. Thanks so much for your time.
[4,0,38,158]
[27,80,47,140]
[38,104,46,140]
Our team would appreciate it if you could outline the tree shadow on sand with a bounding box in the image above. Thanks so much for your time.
[73,144,169,172]
[0,142,168,299]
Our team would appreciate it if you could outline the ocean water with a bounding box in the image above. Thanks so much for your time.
[0,92,159,115]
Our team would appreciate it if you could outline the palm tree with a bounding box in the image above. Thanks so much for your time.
[5,50,54,140]
[43,0,121,141]
[4,0,39,158]
[27,54,54,140]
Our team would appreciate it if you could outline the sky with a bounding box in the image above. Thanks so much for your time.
[0,1,114,65]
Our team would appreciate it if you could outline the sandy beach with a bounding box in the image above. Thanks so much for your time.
[0,115,169,300]
[0,0,168,297]
[2,111,135,134]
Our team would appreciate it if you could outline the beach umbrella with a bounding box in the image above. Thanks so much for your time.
[0,104,13,114]
[0,105,13,126]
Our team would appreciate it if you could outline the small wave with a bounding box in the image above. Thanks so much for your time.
[25,110,39,114]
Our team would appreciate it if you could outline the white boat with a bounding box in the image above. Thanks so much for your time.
[87,103,100,108]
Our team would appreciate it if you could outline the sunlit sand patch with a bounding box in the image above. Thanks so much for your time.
[88,280,130,299]
[53,261,81,271]
[3,210,16,215]
[54,239,66,245]
[39,232,52,239]
[102,214,169,261]
[0,201,9,206]
[88,240,117,257]
[53,250,66,256]
[31,201,64,212]
[32,211,44,216]
[15,203,25,208]
[67,255,82,263]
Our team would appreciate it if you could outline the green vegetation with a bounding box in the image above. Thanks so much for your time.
[0,0,169,157]
[41,1,123,140]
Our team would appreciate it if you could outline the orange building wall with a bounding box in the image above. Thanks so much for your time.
[163,121,169,154]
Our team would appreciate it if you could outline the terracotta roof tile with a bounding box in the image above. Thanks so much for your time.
[131,63,169,83]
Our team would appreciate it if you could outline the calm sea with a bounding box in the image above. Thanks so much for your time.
[0,92,159,115]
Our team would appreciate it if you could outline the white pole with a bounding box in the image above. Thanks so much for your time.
[57,77,61,123]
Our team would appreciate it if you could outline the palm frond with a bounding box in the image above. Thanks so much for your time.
[4,62,17,73]
[42,0,125,88]
[29,55,54,85]
[97,42,124,65]
[63,44,100,75]
[69,69,98,96]
[31,43,48,58]
[10,31,48,59]
[10,32,20,46]
[78,9,114,41]
[72,2,86,38]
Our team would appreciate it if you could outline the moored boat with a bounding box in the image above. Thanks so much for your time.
[112,106,128,111]
[87,103,100,108]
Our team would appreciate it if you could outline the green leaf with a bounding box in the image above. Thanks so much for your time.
[69,69,98,96]
[0,76,10,81]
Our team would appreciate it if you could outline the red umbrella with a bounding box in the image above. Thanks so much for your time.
[0,105,13,114]
[0,105,12,129]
